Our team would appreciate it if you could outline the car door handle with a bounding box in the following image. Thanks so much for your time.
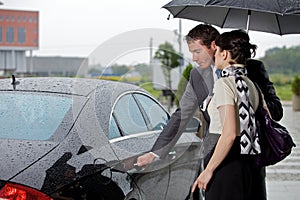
[168,151,176,160]
[127,165,145,173]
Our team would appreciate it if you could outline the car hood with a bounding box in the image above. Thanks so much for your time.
[0,139,57,180]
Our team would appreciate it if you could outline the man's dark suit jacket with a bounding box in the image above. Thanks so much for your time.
[151,59,283,158]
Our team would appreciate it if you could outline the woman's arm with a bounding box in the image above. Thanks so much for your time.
[192,104,237,192]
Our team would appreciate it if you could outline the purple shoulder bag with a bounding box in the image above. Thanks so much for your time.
[254,84,296,167]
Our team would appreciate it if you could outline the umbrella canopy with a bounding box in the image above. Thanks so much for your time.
[163,0,300,35]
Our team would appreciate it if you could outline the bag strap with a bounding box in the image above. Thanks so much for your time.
[253,82,264,109]
[253,82,274,119]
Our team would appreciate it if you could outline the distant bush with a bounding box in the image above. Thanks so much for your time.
[140,82,161,99]
[270,74,293,86]
[292,76,300,95]
[273,84,292,101]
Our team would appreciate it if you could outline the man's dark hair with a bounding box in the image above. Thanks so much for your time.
[185,24,220,49]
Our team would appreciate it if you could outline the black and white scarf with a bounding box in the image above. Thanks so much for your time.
[221,66,261,155]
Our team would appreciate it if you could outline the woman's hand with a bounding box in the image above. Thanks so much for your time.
[191,168,213,192]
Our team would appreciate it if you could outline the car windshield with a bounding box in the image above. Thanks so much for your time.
[0,92,72,140]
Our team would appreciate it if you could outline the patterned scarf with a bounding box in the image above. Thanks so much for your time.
[221,66,261,155]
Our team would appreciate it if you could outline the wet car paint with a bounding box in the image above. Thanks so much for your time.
[0,77,202,199]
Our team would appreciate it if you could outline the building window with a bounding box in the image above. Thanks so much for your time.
[0,27,2,43]
[17,16,21,22]
[11,16,15,22]
[0,15,2,21]
[6,15,9,22]
[6,27,14,43]
[29,16,32,23]
[23,16,26,22]
[18,27,26,44]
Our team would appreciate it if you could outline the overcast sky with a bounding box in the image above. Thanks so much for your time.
[2,0,300,66]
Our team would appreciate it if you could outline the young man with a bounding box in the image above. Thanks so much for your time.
[137,24,219,164]
[137,24,283,199]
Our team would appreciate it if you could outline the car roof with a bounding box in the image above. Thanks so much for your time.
[0,77,145,96]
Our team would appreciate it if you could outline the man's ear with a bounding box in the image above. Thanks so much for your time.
[211,41,217,50]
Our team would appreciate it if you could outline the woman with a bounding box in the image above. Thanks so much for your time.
[192,30,263,200]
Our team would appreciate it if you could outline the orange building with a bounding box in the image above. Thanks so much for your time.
[0,9,39,74]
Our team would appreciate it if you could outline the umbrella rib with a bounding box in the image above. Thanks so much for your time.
[221,8,231,28]
[173,5,189,18]
[275,14,283,35]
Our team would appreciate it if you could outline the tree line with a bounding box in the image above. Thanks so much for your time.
[260,45,300,75]
[89,44,300,84]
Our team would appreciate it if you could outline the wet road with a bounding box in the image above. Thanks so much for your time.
[266,103,300,181]
[266,103,300,200]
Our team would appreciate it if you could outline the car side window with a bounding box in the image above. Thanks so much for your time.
[108,116,121,139]
[134,93,169,131]
[112,94,147,136]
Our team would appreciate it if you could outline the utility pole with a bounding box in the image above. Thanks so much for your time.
[174,19,183,77]
[178,19,183,76]
[149,37,153,64]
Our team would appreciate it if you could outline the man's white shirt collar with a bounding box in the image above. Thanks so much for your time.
[211,65,218,82]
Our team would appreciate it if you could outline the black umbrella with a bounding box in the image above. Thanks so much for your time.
[163,0,300,35]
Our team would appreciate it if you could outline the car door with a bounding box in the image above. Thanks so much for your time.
[108,91,202,199]
[108,92,170,197]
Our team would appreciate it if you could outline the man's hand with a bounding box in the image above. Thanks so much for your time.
[136,152,156,167]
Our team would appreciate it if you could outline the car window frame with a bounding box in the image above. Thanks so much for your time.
[132,93,170,131]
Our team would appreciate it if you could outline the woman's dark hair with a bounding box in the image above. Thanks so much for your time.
[215,30,257,65]
[185,24,220,49]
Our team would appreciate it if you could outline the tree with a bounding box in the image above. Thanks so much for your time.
[154,41,181,90]
[261,45,300,75]
[134,63,152,83]
[110,64,129,75]
[175,63,193,106]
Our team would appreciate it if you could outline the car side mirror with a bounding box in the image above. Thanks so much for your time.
[185,117,201,133]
